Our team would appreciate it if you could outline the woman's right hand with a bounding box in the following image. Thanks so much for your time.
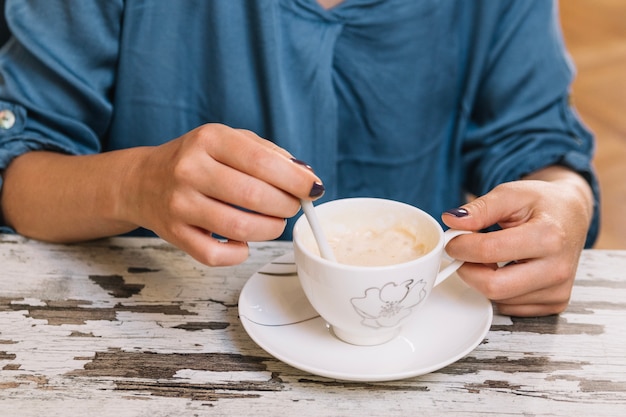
[120,123,324,266]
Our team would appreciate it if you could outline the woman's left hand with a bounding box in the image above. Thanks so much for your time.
[441,166,594,317]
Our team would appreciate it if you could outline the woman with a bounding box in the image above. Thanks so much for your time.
[0,0,598,316]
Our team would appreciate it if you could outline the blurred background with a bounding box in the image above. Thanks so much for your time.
[560,0,626,249]
[0,1,623,248]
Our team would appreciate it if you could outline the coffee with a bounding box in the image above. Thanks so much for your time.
[294,198,469,346]
[327,223,428,267]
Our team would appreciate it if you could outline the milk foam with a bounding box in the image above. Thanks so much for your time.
[327,224,428,267]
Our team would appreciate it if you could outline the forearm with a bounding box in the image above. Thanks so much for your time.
[0,149,147,242]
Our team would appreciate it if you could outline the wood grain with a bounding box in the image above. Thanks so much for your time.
[0,235,624,416]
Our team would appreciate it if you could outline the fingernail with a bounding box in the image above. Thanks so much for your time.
[444,207,469,218]
[309,181,325,198]
[291,158,314,171]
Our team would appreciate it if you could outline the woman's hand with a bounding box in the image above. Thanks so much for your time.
[1,124,323,267]
[121,124,324,266]
[441,166,594,317]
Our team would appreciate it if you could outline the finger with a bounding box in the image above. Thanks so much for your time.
[175,192,287,242]
[164,224,250,266]
[458,259,574,302]
[237,129,295,159]
[442,182,536,232]
[493,272,573,313]
[494,301,570,317]
[200,125,325,200]
[200,159,302,219]
[444,222,556,265]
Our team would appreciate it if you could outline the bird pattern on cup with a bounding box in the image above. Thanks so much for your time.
[350,279,428,329]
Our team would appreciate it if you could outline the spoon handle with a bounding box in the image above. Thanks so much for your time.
[300,199,336,262]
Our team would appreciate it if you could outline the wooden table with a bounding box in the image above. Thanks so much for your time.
[0,234,624,416]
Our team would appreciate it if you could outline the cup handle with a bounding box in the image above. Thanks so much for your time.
[434,229,472,287]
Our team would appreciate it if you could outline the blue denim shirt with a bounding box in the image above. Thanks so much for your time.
[0,0,599,245]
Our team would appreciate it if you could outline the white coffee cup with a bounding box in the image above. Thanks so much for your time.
[293,197,470,346]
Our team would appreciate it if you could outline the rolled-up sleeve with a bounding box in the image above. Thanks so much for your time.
[461,0,599,247]
[0,0,123,231]
[0,0,123,168]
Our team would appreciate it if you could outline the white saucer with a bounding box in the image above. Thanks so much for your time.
[238,253,493,382]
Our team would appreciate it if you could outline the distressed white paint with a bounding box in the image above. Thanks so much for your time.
[0,234,624,417]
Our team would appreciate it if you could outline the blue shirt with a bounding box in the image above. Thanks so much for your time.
[0,0,599,245]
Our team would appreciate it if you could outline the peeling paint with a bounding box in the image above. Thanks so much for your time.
[115,380,265,401]
[89,275,145,298]
[69,331,96,337]
[70,350,270,379]
[1,239,624,414]
[297,378,430,392]
[4,299,195,325]
[127,267,161,274]
[440,355,588,375]
[173,322,230,331]
[9,300,115,325]
[464,380,523,394]
[490,315,604,335]
[0,351,17,360]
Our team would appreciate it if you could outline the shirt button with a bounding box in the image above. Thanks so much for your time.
[0,109,16,129]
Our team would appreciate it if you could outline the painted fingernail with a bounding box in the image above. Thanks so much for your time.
[309,181,325,198]
[291,158,314,171]
[444,207,469,217]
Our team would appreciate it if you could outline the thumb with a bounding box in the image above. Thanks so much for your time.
[441,185,532,231]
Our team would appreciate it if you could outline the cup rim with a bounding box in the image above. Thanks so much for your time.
[293,197,445,270]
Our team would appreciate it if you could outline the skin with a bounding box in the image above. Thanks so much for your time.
[311,0,593,318]
[0,124,323,266]
[1,124,594,317]
[317,0,345,9]
[442,165,594,317]
[0,0,594,316]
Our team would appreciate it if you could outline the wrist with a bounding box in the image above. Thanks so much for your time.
[523,165,594,224]
[109,146,154,230]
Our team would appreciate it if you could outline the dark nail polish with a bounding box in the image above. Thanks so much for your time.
[444,207,469,218]
[291,158,314,171]
[309,181,325,198]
